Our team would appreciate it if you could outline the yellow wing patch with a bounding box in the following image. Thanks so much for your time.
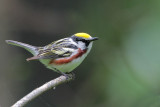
[75,33,91,39]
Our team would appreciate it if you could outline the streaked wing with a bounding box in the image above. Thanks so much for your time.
[27,38,78,61]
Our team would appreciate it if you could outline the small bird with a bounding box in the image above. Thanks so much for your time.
[6,33,98,77]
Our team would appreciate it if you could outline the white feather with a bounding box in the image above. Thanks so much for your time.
[51,42,93,73]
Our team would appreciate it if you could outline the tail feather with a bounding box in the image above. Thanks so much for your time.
[6,40,38,55]
[26,56,40,61]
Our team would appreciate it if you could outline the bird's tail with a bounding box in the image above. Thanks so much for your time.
[6,40,39,56]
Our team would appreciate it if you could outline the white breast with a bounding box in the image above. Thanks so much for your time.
[50,42,93,73]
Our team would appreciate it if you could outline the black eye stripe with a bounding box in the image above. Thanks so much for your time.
[78,38,90,46]
[71,36,90,46]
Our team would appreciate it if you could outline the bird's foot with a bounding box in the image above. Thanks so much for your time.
[65,72,75,80]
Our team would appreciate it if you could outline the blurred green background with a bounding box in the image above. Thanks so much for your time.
[1,0,160,107]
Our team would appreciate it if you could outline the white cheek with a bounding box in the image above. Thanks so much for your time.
[77,41,86,50]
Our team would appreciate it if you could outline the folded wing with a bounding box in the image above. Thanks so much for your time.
[27,41,78,61]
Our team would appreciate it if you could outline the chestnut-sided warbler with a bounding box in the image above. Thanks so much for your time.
[6,33,98,77]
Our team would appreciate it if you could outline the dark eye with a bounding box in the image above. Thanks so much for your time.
[82,39,87,42]
[81,39,90,46]
[71,36,87,43]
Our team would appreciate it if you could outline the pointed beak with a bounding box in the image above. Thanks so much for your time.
[89,37,98,41]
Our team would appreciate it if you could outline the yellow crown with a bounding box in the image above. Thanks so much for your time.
[75,33,91,39]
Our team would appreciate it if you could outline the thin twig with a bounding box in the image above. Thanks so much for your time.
[11,74,74,107]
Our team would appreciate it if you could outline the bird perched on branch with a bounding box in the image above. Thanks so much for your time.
[6,33,98,77]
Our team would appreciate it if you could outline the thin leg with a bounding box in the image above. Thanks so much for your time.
[52,67,70,78]
[58,70,68,77]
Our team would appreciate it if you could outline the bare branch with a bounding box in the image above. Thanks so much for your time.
[11,74,74,107]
